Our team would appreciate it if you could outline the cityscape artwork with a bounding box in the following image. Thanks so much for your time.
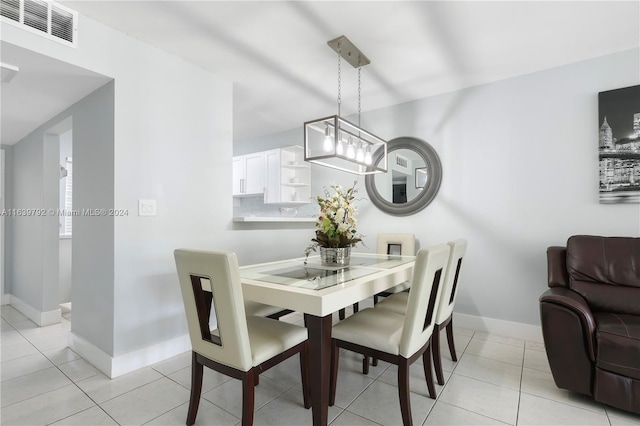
[598,85,640,203]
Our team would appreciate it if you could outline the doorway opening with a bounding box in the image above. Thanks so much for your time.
[48,117,73,320]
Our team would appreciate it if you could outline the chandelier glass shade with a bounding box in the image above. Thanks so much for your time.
[304,115,387,174]
[304,36,388,175]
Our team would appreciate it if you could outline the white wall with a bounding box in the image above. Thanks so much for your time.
[1,145,14,301]
[363,48,640,326]
[4,15,233,375]
[0,149,3,302]
[71,82,116,357]
[10,127,57,322]
[59,238,71,304]
[237,48,640,328]
[9,86,114,328]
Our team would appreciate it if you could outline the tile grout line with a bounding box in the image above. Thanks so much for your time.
[331,307,396,424]
[4,309,500,426]
[517,346,612,418]
[4,306,235,425]
[2,314,123,425]
[7,307,626,426]
[441,332,525,426]
[420,330,475,425]
[515,341,526,426]
[157,365,242,423]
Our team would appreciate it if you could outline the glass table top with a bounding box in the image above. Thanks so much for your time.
[239,253,414,291]
[328,254,414,269]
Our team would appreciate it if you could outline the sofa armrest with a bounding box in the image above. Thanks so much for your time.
[540,287,597,396]
[540,287,596,360]
[547,246,569,288]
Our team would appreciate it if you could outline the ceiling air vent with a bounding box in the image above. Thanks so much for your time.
[395,153,408,169]
[1,0,77,46]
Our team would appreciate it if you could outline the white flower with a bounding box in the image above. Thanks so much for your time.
[306,181,363,257]
[337,222,350,233]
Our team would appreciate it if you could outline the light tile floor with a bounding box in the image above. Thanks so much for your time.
[2,303,640,426]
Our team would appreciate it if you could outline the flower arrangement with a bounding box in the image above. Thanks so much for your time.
[305,181,363,258]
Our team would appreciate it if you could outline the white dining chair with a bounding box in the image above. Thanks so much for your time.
[329,244,450,426]
[339,233,416,321]
[373,233,416,303]
[244,301,293,319]
[196,283,293,321]
[375,239,467,385]
[174,249,310,426]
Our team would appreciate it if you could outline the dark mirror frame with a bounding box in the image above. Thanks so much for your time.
[365,137,442,216]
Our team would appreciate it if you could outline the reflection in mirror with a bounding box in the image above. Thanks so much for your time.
[373,149,426,204]
[365,137,442,216]
[415,167,427,189]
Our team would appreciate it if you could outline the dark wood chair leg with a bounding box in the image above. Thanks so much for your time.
[373,294,379,305]
[329,339,340,406]
[254,373,260,386]
[353,303,359,313]
[361,356,369,374]
[432,325,445,385]
[186,352,203,426]
[300,343,311,409]
[242,369,256,426]
[398,358,413,426]
[338,308,345,320]
[361,355,378,374]
[446,319,457,362]
[422,343,437,399]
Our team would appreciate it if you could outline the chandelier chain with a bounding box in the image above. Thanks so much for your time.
[337,42,342,117]
[358,58,362,129]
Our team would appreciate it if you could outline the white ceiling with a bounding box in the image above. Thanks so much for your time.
[3,1,640,145]
[0,42,111,145]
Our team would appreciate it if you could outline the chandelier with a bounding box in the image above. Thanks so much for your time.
[304,36,387,175]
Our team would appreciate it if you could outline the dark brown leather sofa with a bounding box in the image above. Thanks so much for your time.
[540,235,640,414]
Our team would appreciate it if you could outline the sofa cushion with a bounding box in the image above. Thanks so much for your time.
[595,312,640,380]
[567,235,640,287]
[567,235,640,315]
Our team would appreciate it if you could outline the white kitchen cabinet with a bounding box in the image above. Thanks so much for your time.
[264,146,311,205]
[232,151,265,196]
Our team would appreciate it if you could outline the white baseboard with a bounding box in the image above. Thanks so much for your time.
[7,294,61,326]
[110,334,191,378]
[1,293,11,305]
[453,312,543,342]
[68,333,113,376]
[69,332,191,378]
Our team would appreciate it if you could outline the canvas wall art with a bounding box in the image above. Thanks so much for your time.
[598,85,640,204]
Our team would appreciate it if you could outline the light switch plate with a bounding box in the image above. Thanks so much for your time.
[138,199,157,216]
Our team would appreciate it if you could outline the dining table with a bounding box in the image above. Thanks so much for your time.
[239,252,416,426]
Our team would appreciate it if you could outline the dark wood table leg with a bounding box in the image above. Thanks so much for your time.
[304,313,332,426]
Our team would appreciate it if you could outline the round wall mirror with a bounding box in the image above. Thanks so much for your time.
[365,137,442,216]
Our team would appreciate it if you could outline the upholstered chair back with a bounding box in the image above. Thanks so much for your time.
[399,244,450,357]
[434,239,467,325]
[174,249,253,371]
[377,233,416,256]
[566,235,640,315]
